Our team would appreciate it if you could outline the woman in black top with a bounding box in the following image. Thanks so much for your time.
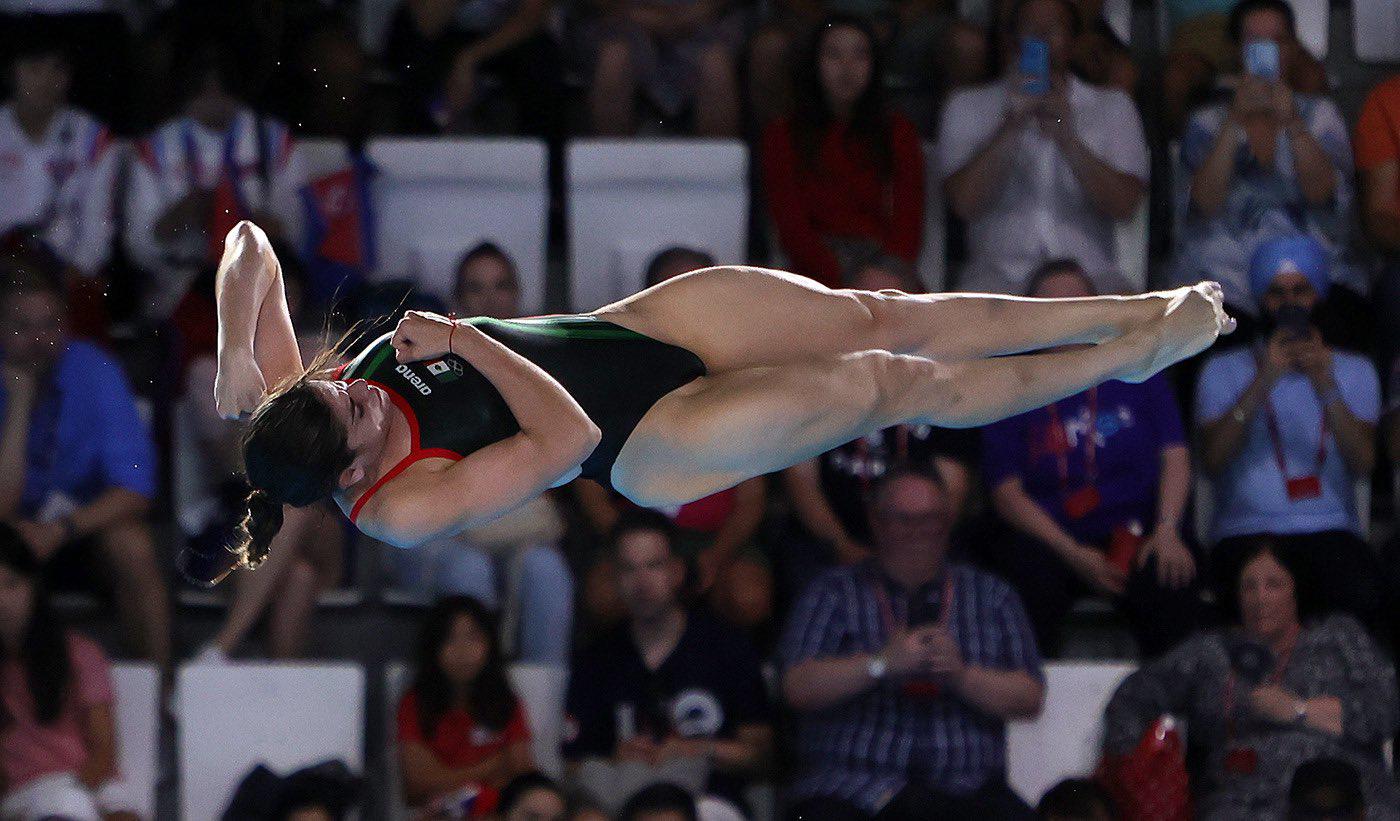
[190,221,1232,585]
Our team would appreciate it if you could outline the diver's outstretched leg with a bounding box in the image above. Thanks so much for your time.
[595,265,1228,371]
[613,286,1227,506]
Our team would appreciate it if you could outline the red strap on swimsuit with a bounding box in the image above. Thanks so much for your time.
[344,379,461,524]
[348,448,460,524]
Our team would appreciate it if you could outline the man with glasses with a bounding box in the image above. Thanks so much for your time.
[780,466,1045,820]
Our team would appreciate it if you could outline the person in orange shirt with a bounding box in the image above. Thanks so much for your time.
[1354,74,1400,370]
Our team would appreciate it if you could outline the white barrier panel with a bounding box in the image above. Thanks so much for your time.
[1007,661,1136,805]
[368,138,549,316]
[178,662,365,821]
[567,139,748,312]
[112,663,159,819]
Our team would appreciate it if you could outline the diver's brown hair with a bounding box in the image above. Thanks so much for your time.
[233,326,365,568]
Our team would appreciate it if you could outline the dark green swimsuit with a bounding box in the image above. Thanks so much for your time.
[339,315,707,523]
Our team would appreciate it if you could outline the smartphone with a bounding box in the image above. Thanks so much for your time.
[1019,38,1050,96]
[907,595,943,629]
[1225,634,1274,686]
[1244,40,1281,80]
[1274,303,1313,341]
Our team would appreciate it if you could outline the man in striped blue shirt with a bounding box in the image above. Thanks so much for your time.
[780,466,1045,819]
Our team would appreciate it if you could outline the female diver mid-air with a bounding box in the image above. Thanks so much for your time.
[180,221,1234,584]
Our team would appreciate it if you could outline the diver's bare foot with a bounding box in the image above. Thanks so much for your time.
[1117,281,1234,383]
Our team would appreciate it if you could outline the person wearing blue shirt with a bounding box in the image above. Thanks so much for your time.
[980,260,1201,658]
[0,266,168,670]
[1196,235,1381,625]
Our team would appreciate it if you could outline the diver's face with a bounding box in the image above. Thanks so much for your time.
[312,378,392,488]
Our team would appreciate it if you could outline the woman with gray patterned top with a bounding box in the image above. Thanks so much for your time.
[1104,537,1400,819]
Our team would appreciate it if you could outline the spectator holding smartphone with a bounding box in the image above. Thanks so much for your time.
[938,0,1147,295]
[1195,235,1382,626]
[780,467,1044,820]
[1171,0,1355,330]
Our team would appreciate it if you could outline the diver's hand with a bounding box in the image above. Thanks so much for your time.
[214,347,267,420]
[391,310,465,363]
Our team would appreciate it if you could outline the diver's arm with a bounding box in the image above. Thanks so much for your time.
[369,432,596,547]
[214,221,303,418]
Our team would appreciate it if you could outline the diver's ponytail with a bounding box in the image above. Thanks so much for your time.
[175,487,284,587]
[235,489,285,569]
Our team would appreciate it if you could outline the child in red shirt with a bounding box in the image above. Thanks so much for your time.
[397,596,533,816]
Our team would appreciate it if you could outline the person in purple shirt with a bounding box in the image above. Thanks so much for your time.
[980,259,1200,657]
[0,265,167,671]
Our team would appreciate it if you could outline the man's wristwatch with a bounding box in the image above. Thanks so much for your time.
[866,654,888,681]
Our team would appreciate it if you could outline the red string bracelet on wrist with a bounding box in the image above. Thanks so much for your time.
[448,313,458,355]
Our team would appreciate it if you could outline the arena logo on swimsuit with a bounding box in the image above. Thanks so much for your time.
[394,363,433,395]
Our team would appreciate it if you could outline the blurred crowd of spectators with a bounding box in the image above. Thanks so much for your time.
[0,0,1399,818]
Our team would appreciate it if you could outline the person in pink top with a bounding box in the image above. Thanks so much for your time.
[0,523,136,820]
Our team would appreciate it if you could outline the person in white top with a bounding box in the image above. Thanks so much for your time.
[938,0,1148,296]
[124,39,305,320]
[0,34,116,278]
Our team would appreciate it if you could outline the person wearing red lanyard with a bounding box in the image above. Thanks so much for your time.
[782,469,1045,820]
[1196,235,1382,626]
[1103,539,1400,818]
[981,260,1200,658]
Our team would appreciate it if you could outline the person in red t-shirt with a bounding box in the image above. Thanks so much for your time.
[760,13,923,289]
[397,596,533,816]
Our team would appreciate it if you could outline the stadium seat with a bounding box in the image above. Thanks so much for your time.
[567,139,748,312]
[298,138,353,182]
[177,662,366,821]
[385,661,569,819]
[112,663,159,819]
[358,0,399,54]
[367,138,549,315]
[384,662,411,821]
[1354,0,1400,63]
[1115,198,1149,293]
[507,662,569,779]
[918,143,947,292]
[1007,661,1136,805]
[1157,0,1328,58]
